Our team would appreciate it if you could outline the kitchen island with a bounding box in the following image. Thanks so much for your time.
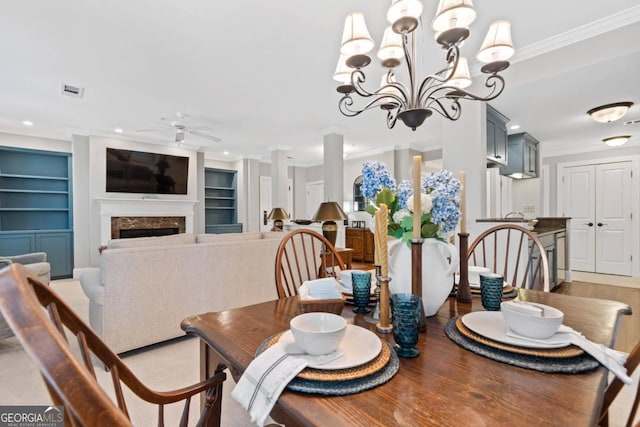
[475,217,571,288]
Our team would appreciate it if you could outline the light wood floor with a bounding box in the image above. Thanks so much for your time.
[554,280,639,353]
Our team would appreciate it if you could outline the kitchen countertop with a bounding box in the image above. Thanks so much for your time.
[476,217,570,236]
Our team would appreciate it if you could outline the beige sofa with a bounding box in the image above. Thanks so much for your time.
[76,232,286,354]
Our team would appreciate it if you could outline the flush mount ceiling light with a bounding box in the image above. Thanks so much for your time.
[603,135,631,147]
[587,102,634,123]
[334,0,514,131]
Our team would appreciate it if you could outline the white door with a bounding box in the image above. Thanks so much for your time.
[306,182,324,219]
[595,162,632,275]
[563,162,632,275]
[259,176,293,232]
[564,165,596,272]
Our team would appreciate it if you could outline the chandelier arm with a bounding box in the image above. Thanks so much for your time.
[401,30,419,108]
[423,96,462,121]
[386,108,400,129]
[350,69,410,110]
[339,94,405,118]
[416,46,460,106]
[458,74,506,101]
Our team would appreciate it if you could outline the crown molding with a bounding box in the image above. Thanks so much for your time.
[471,6,640,75]
[513,5,640,64]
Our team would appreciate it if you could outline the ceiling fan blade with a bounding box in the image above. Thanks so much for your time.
[135,128,163,133]
[175,130,185,143]
[187,129,222,143]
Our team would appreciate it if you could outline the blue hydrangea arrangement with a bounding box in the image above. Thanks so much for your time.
[361,161,461,243]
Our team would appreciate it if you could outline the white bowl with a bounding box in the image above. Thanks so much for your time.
[501,302,564,339]
[290,312,347,355]
[468,266,491,286]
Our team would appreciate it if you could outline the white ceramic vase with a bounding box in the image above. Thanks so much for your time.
[388,238,459,316]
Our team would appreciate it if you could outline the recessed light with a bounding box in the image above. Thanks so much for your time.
[22,120,33,127]
[510,124,520,130]
[223,151,230,155]
[114,128,123,133]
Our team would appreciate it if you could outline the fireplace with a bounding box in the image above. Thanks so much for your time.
[96,197,197,245]
[111,216,186,239]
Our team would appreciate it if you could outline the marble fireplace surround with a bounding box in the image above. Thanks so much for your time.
[96,198,198,245]
[110,216,186,239]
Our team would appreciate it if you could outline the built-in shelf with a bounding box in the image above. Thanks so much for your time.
[204,168,242,234]
[0,146,74,278]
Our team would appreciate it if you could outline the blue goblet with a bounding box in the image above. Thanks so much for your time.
[391,293,421,358]
[351,271,372,314]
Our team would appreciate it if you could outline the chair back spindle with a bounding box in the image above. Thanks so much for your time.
[275,229,346,298]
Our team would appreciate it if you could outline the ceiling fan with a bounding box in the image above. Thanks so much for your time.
[136,112,222,144]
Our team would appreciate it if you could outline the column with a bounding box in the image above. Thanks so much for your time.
[270,147,289,210]
[441,101,487,235]
[323,133,344,203]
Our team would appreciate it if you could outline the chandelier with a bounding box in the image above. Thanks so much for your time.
[334,0,515,130]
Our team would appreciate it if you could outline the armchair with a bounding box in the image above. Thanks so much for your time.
[0,252,51,339]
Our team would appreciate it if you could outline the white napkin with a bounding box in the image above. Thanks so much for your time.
[506,326,631,384]
[231,342,343,426]
[299,278,342,300]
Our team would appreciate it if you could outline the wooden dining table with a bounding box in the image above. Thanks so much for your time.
[181,289,631,427]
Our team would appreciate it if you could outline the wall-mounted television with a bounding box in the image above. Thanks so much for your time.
[106,148,189,194]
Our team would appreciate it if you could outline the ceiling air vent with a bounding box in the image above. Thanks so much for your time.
[623,118,640,126]
[61,83,84,98]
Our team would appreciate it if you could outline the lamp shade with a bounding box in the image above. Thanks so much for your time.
[377,26,404,68]
[432,0,476,32]
[387,0,423,28]
[312,202,348,247]
[476,20,514,63]
[587,102,634,123]
[603,135,631,147]
[267,207,289,221]
[333,54,352,84]
[447,56,471,89]
[311,202,348,222]
[340,12,375,56]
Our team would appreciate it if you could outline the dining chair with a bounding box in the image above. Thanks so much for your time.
[468,224,550,291]
[275,228,346,298]
[0,264,226,427]
[599,340,640,427]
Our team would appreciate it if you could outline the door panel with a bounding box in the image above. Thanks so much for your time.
[564,165,595,272]
[595,162,632,275]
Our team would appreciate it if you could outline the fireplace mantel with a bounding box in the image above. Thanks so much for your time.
[95,197,198,244]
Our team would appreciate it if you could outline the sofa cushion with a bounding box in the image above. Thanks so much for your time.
[77,268,104,306]
[196,232,263,243]
[261,231,287,240]
[108,233,196,249]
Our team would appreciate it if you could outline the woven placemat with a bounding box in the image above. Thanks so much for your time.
[264,332,391,381]
[445,317,599,374]
[455,317,583,358]
[256,334,399,395]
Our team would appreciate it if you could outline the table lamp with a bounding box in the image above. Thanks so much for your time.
[267,207,288,231]
[311,201,348,247]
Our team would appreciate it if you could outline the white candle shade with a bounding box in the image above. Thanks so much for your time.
[333,54,352,84]
[432,0,476,33]
[476,20,514,63]
[448,57,471,89]
[377,27,405,67]
[387,0,424,26]
[340,12,375,56]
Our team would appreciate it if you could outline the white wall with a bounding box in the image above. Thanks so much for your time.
[86,136,200,266]
[511,178,541,219]
[0,132,70,153]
